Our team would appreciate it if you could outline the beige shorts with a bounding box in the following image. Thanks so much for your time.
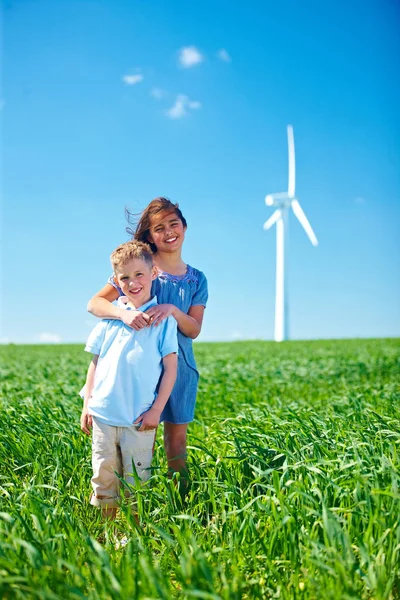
[90,417,156,508]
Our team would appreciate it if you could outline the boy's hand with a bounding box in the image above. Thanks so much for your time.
[145,304,175,326]
[81,409,93,435]
[134,407,161,431]
[120,309,151,330]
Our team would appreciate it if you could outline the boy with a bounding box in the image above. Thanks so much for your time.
[80,240,178,518]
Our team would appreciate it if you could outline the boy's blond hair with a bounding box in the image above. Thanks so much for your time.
[110,240,153,273]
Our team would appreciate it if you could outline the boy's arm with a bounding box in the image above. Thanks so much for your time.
[88,283,151,330]
[134,353,178,431]
[80,355,98,435]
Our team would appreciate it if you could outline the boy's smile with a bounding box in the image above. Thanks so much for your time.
[114,257,157,308]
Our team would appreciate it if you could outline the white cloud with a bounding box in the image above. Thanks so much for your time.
[38,332,62,344]
[187,99,201,109]
[122,73,144,85]
[150,87,166,100]
[178,46,204,68]
[0,337,9,344]
[166,95,202,119]
[231,331,244,341]
[166,96,187,119]
[217,48,231,63]
[355,196,366,204]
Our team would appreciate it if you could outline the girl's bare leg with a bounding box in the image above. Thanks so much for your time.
[163,422,189,482]
[101,506,117,520]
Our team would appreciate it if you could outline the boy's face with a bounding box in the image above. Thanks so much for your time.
[114,257,157,308]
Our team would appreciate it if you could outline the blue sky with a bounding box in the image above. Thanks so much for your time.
[2,0,399,343]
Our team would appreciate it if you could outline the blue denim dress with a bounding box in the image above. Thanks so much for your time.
[109,265,208,424]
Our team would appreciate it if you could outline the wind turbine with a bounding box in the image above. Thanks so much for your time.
[263,125,318,342]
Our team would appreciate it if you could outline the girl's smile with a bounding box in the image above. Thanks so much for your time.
[149,211,186,252]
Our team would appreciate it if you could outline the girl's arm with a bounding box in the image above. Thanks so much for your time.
[87,284,121,318]
[88,284,151,330]
[175,305,205,339]
[146,304,205,339]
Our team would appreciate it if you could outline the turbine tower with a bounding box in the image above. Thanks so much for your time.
[264,125,318,342]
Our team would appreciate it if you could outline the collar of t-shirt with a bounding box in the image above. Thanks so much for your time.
[116,296,157,312]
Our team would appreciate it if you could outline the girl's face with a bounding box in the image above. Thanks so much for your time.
[148,210,186,252]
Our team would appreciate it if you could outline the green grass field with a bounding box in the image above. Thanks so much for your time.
[1,339,399,599]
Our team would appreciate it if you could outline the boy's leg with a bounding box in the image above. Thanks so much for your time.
[102,445,122,520]
[119,426,155,526]
[120,426,156,486]
[91,418,120,519]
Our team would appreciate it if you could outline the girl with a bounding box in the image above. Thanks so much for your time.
[87,197,208,483]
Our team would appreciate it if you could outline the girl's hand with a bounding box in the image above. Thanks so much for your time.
[121,309,151,330]
[81,409,93,435]
[145,304,175,326]
[134,407,161,431]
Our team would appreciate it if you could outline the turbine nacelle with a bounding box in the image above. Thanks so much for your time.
[265,194,275,206]
[265,193,293,208]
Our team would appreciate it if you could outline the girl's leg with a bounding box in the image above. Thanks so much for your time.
[163,422,189,477]
[101,507,117,520]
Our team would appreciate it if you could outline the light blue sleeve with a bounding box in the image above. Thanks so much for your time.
[191,270,208,307]
[85,321,108,355]
[158,316,179,358]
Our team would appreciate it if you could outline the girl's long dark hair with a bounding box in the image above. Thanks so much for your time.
[126,197,187,253]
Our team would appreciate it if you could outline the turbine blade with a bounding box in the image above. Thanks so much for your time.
[263,209,281,230]
[287,125,296,198]
[291,199,318,246]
